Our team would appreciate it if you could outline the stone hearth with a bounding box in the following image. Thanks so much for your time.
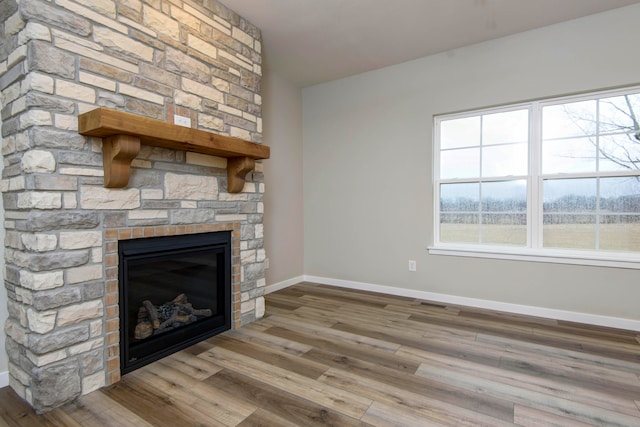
[0,0,266,413]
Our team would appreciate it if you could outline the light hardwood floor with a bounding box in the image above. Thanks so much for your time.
[2,282,640,426]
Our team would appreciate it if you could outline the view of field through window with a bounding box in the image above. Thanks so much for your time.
[436,88,640,254]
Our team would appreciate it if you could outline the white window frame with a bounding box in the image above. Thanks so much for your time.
[429,86,640,270]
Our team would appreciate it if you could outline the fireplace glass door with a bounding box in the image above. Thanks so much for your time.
[119,232,231,373]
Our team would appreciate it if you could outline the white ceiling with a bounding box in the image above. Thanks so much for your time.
[220,0,640,87]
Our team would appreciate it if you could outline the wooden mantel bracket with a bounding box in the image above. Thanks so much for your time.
[103,135,141,188]
[78,108,270,193]
[227,157,256,193]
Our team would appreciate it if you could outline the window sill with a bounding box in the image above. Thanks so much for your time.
[427,245,640,269]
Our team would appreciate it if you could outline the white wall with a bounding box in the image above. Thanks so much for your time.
[303,5,640,322]
[263,71,304,287]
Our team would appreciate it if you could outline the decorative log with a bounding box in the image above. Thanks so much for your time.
[137,306,148,320]
[174,314,194,323]
[142,300,160,329]
[135,306,153,339]
[173,294,188,304]
[192,308,213,317]
[134,321,153,340]
[178,301,213,317]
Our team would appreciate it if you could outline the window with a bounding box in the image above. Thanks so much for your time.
[432,87,640,267]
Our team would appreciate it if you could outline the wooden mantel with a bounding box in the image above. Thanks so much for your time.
[78,107,270,193]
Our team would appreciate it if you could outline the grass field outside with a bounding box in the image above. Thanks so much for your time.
[440,223,640,252]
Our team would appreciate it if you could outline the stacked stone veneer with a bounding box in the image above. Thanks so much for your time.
[0,0,266,413]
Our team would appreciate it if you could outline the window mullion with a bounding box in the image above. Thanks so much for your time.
[595,100,601,250]
[433,118,441,245]
[529,103,542,249]
[596,179,601,250]
[479,117,484,244]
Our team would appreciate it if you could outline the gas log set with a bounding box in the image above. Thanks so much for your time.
[134,294,213,340]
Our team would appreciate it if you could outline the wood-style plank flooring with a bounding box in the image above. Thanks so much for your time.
[2,282,640,426]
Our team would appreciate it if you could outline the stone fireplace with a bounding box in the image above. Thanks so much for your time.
[0,0,266,413]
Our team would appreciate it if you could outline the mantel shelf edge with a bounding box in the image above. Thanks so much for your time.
[78,107,270,193]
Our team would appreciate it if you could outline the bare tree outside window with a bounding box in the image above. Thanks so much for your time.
[542,93,640,251]
[546,94,640,173]
[598,94,640,171]
[436,87,640,253]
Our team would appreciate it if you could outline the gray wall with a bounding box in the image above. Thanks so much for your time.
[263,71,304,285]
[303,4,640,321]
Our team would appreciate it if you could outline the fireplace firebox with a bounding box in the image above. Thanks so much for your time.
[118,232,231,374]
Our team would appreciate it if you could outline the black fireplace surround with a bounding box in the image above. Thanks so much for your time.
[118,231,232,374]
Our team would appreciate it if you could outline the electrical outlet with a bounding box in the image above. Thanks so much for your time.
[408,260,417,272]
[174,114,191,127]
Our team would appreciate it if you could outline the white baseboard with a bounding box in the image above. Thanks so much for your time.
[303,275,640,332]
[0,370,8,388]
[265,275,305,294]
